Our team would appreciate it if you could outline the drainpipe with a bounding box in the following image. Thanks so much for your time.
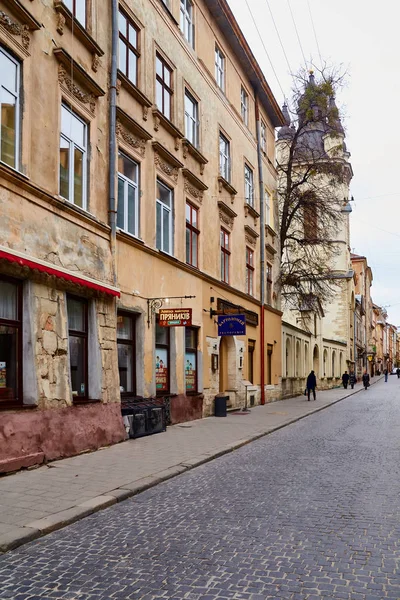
[255,94,265,405]
[109,0,118,286]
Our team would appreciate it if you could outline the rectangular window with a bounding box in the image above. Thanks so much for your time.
[118,9,139,85]
[117,312,136,396]
[60,105,87,209]
[67,296,88,400]
[156,54,173,120]
[184,90,199,148]
[215,46,225,90]
[117,152,139,237]
[248,339,255,384]
[180,0,194,47]
[245,165,254,207]
[185,327,197,392]
[246,247,254,296]
[265,189,271,226]
[219,133,230,182]
[261,120,267,153]
[156,179,173,254]
[267,343,273,385]
[241,87,248,126]
[156,321,170,394]
[0,47,20,170]
[0,277,22,405]
[64,0,86,27]
[220,229,230,283]
[266,262,273,305]
[186,202,199,267]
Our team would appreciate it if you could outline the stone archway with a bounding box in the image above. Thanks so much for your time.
[219,335,236,393]
[313,345,319,377]
[286,338,292,377]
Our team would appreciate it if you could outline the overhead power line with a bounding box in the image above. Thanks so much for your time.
[263,0,293,76]
[307,0,323,68]
[287,0,308,71]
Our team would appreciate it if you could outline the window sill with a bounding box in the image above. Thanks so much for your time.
[244,203,260,219]
[152,109,184,141]
[116,228,144,245]
[182,140,208,168]
[218,176,237,198]
[54,0,104,58]
[266,224,277,238]
[72,398,101,405]
[54,47,105,97]
[117,70,152,108]
[0,402,38,411]
[3,0,41,30]
[158,0,179,26]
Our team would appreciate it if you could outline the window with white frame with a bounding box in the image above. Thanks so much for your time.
[180,0,194,47]
[241,87,248,126]
[156,179,173,254]
[219,133,230,182]
[117,153,139,237]
[244,165,254,207]
[261,120,267,153]
[184,90,199,148]
[265,189,271,226]
[0,47,20,170]
[63,0,86,27]
[59,105,87,209]
[215,46,225,90]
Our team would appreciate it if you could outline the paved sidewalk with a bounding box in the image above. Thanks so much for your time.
[0,376,383,553]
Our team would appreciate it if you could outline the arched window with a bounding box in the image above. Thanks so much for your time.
[304,343,309,376]
[286,338,291,377]
[323,349,328,377]
[296,340,301,377]
[332,351,336,378]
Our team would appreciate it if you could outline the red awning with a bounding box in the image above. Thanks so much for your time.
[0,247,120,298]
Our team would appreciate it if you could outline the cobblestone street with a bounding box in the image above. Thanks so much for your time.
[1,377,400,599]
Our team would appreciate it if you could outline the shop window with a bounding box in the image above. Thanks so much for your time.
[246,247,254,296]
[244,164,254,207]
[186,202,199,267]
[117,152,139,237]
[241,87,248,126]
[215,45,225,90]
[266,262,272,305]
[118,9,139,85]
[219,132,230,182]
[67,295,88,400]
[180,0,194,48]
[156,53,173,120]
[185,327,197,393]
[156,179,173,254]
[117,312,136,396]
[0,277,22,405]
[156,321,170,394]
[248,339,255,384]
[0,46,20,170]
[59,105,87,209]
[184,90,199,148]
[220,228,230,283]
[63,0,87,27]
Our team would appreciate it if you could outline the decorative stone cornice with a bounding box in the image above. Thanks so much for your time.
[245,234,256,248]
[0,10,30,50]
[244,224,259,248]
[58,65,96,114]
[218,176,237,204]
[116,119,147,157]
[182,168,207,203]
[184,178,203,202]
[219,210,234,229]
[218,200,237,230]
[154,151,179,182]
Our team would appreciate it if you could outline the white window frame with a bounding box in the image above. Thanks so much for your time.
[117,154,139,237]
[184,90,199,148]
[156,180,173,255]
[64,0,86,27]
[215,46,225,90]
[59,105,88,210]
[241,87,248,126]
[180,0,194,47]
[261,120,267,153]
[219,133,230,182]
[245,165,254,207]
[0,46,20,171]
[265,189,271,226]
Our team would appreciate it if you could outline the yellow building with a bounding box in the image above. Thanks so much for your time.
[0,0,284,471]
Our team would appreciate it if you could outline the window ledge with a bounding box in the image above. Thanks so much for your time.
[54,47,105,97]
[265,243,276,256]
[218,176,237,198]
[244,203,260,219]
[116,229,145,246]
[3,0,41,30]
[72,398,102,405]
[0,402,38,411]
[54,0,104,57]
[182,140,208,167]
[266,224,277,238]
[158,0,179,26]
[117,70,152,107]
[152,109,184,141]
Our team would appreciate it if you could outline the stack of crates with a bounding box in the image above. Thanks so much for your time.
[121,397,166,439]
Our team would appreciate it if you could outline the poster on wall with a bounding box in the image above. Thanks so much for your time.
[155,349,168,392]
[0,362,6,388]
[185,351,196,391]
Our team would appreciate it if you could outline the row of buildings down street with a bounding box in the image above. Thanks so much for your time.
[0,0,398,473]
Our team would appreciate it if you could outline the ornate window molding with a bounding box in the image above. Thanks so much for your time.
[218,175,237,204]
[182,167,207,203]
[182,139,208,175]
[244,224,259,248]
[0,3,40,52]
[116,107,152,157]
[218,200,237,230]
[152,108,184,152]
[152,141,183,184]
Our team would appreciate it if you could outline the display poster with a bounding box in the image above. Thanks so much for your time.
[185,351,196,391]
[155,348,168,391]
[0,362,6,388]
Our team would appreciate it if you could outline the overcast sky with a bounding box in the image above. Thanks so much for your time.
[227,0,400,326]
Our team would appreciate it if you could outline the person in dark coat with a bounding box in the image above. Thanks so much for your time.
[396,367,400,379]
[349,371,357,389]
[342,371,350,389]
[362,371,370,390]
[306,370,317,401]
[384,368,388,382]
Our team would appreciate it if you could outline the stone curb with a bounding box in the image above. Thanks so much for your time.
[0,377,383,554]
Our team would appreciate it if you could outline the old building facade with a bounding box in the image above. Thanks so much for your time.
[0,0,284,471]
[351,254,373,377]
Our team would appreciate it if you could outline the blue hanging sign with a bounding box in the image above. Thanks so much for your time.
[218,314,246,336]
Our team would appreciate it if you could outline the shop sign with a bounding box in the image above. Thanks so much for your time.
[159,308,192,327]
[218,314,246,336]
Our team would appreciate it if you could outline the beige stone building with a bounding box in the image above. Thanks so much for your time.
[351,254,373,377]
[0,0,284,470]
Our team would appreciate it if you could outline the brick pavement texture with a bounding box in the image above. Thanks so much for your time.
[1,376,400,599]
[0,380,382,554]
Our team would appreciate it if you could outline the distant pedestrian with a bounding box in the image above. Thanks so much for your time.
[349,371,356,389]
[306,370,317,401]
[384,368,388,382]
[362,371,370,390]
[342,370,350,389]
[396,367,400,379]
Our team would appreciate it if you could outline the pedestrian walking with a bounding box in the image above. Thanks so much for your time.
[384,368,388,382]
[349,371,356,389]
[306,370,317,401]
[396,367,400,379]
[362,371,370,390]
[342,370,350,389]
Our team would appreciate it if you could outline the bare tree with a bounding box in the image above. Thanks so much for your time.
[276,66,352,311]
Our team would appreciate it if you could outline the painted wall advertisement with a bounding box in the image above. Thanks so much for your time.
[155,349,168,392]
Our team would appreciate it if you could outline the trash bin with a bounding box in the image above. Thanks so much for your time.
[215,395,228,417]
